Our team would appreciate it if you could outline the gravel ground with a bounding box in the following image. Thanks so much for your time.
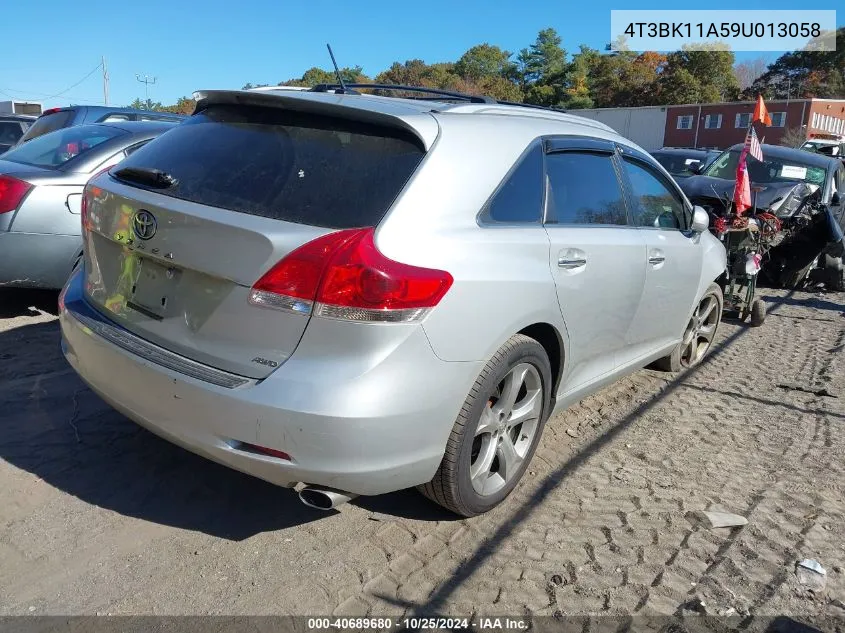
[1,286,844,628]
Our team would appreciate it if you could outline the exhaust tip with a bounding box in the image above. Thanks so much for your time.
[298,486,357,510]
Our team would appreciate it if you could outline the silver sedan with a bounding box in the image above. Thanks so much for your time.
[0,121,177,289]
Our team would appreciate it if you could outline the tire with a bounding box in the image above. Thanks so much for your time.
[653,283,723,373]
[418,334,552,517]
[825,255,845,292]
[750,299,766,327]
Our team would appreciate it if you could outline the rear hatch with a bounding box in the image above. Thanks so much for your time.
[81,101,427,379]
[16,108,77,145]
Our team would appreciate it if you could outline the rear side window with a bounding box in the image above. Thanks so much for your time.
[545,152,627,225]
[622,159,687,229]
[482,143,544,224]
[19,109,76,144]
[0,122,23,146]
[113,105,426,229]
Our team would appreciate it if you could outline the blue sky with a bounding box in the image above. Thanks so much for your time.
[1,0,840,109]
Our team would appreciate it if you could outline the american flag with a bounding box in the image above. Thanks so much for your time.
[744,126,763,162]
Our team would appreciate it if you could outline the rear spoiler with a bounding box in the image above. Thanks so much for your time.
[191,89,439,149]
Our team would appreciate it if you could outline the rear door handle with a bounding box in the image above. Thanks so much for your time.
[648,255,665,264]
[558,257,587,269]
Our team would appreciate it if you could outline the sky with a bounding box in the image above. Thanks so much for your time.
[1,0,841,109]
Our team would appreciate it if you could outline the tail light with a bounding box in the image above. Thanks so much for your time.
[0,175,32,214]
[81,167,112,231]
[249,228,453,323]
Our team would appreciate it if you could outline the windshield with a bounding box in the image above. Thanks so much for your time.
[703,149,826,186]
[652,153,703,176]
[1,124,125,169]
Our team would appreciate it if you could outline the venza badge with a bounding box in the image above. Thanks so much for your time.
[132,209,157,240]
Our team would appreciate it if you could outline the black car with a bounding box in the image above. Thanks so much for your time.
[680,143,845,289]
[14,105,185,147]
[650,148,721,180]
[0,114,36,154]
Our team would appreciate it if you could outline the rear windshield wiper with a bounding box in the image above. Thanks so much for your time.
[113,166,178,189]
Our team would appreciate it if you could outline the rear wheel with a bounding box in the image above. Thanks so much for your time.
[653,283,723,373]
[419,334,551,517]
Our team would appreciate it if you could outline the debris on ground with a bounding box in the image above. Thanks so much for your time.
[566,428,578,438]
[796,559,827,592]
[688,510,749,529]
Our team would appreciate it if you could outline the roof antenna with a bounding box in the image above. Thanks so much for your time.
[326,43,352,94]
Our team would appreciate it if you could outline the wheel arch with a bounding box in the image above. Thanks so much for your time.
[518,322,564,408]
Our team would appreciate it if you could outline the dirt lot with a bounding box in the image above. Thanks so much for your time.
[1,287,844,625]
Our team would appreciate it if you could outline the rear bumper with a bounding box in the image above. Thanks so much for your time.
[59,271,482,496]
[0,231,81,289]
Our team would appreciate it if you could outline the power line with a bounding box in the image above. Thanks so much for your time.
[44,62,103,100]
[0,86,102,102]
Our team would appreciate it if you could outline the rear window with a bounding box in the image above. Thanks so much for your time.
[19,109,76,144]
[113,105,426,229]
[2,124,125,169]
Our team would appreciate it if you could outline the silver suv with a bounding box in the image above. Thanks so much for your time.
[59,87,726,517]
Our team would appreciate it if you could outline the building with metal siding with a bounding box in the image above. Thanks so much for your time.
[570,98,845,150]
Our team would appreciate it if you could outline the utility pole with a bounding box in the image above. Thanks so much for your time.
[102,56,109,105]
[135,73,157,103]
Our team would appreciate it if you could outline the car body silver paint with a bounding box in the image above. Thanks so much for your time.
[60,90,726,497]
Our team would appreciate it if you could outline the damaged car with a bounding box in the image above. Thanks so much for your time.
[679,143,845,290]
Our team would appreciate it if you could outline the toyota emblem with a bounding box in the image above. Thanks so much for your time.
[132,209,157,240]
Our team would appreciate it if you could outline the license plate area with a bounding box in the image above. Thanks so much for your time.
[129,257,181,320]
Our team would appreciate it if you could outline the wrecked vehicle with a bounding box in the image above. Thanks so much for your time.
[679,143,845,290]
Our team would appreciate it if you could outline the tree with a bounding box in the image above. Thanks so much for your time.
[661,44,740,103]
[518,28,567,86]
[749,27,845,99]
[128,98,164,111]
[282,66,368,87]
[658,67,703,105]
[733,58,768,91]
[454,44,515,81]
[161,96,196,115]
[779,126,807,148]
[582,51,637,108]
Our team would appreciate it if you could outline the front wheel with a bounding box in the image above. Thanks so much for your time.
[653,283,723,373]
[419,334,552,517]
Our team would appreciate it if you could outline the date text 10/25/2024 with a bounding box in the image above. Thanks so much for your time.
[307,618,529,630]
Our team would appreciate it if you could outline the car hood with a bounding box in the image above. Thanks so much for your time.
[680,175,814,210]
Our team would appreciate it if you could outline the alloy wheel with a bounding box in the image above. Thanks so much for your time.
[680,293,720,368]
[470,363,542,496]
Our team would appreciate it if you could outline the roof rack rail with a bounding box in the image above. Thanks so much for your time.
[495,99,567,114]
[310,83,496,104]
[308,83,568,114]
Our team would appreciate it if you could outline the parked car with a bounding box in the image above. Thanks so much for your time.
[800,137,845,156]
[650,148,721,180]
[0,114,36,154]
[680,143,845,289]
[59,86,726,517]
[13,106,184,147]
[0,121,177,290]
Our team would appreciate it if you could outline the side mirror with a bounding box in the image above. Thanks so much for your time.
[691,205,710,233]
[832,192,841,206]
[688,163,703,175]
